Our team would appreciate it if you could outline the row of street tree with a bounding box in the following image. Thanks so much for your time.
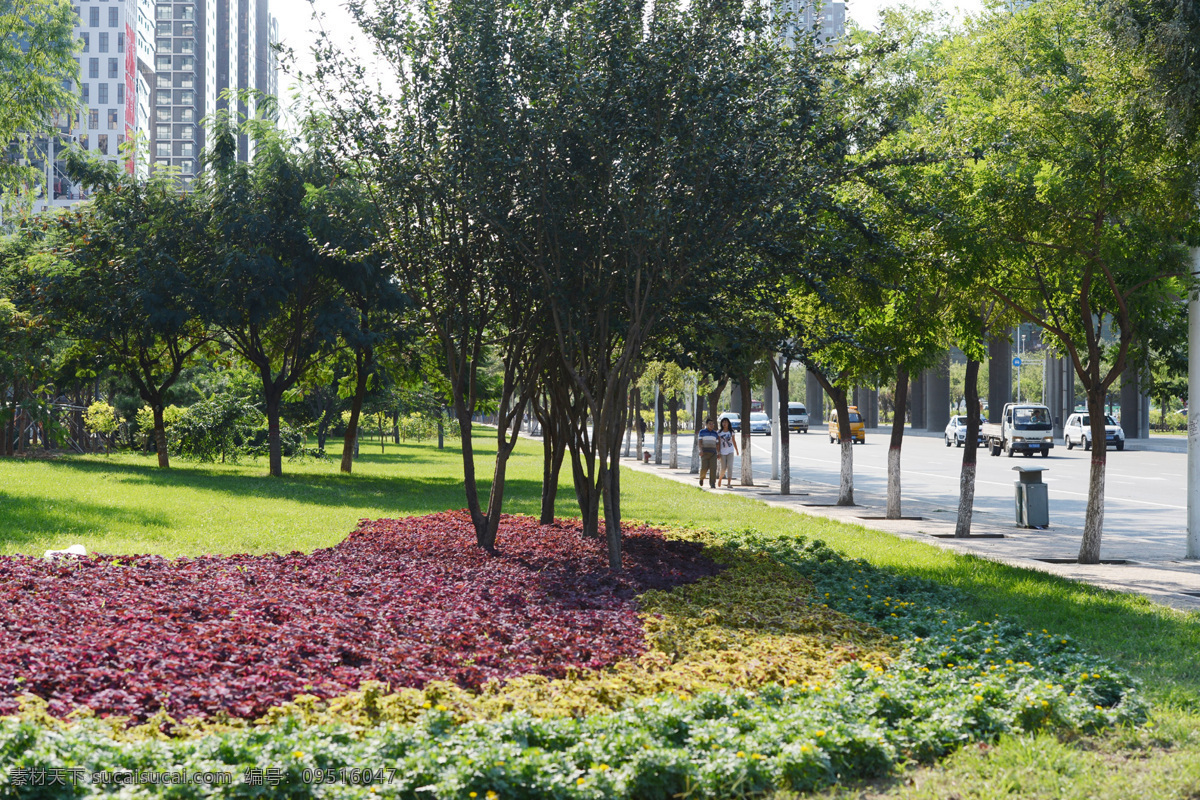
[2,0,1198,566]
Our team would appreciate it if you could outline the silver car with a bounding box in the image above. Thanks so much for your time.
[1064,413,1124,451]
[747,412,773,434]
[944,415,984,448]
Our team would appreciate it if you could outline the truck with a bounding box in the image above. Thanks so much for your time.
[983,403,1055,458]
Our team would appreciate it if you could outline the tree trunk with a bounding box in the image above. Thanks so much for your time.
[955,359,981,537]
[654,386,664,464]
[624,389,635,458]
[739,376,753,486]
[635,389,645,459]
[886,367,908,519]
[153,404,170,469]
[777,368,791,495]
[265,391,283,478]
[601,438,622,570]
[830,386,854,505]
[341,350,369,474]
[668,393,679,468]
[690,394,703,473]
[1079,388,1109,563]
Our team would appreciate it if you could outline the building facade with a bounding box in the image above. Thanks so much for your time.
[26,0,278,212]
[776,0,847,51]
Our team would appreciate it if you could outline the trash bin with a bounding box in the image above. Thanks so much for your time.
[1012,466,1049,528]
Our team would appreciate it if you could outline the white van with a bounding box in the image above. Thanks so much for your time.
[787,403,809,433]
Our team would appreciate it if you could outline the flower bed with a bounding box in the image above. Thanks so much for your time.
[0,512,719,722]
[0,520,1146,798]
[0,525,1144,799]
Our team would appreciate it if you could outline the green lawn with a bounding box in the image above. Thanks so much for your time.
[3,435,1200,798]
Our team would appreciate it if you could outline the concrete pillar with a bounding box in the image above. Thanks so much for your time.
[1120,363,1151,439]
[731,382,743,416]
[1046,355,1063,437]
[805,370,824,424]
[988,334,1012,422]
[926,353,951,433]
[870,388,879,428]
[909,370,925,428]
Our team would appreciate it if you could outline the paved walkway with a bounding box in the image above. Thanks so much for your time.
[622,430,1200,615]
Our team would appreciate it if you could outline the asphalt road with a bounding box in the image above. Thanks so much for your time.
[736,427,1187,557]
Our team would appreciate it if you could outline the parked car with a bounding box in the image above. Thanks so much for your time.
[747,412,772,435]
[944,415,985,448]
[1064,413,1125,451]
[787,402,809,433]
[828,407,865,444]
[717,412,740,432]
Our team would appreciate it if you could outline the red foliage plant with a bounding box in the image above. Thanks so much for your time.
[0,511,719,722]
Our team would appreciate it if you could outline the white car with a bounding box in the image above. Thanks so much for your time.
[944,415,985,448]
[747,412,773,434]
[787,402,809,433]
[1064,413,1125,451]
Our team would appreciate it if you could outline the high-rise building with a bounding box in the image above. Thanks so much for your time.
[23,0,278,212]
[776,0,847,51]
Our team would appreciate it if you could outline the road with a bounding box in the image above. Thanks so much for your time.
[732,427,1187,560]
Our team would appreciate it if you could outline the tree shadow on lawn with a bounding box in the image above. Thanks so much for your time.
[29,457,554,519]
[0,489,174,546]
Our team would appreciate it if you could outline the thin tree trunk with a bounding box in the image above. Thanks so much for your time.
[739,376,753,486]
[341,350,369,474]
[777,368,791,495]
[654,385,664,464]
[153,404,170,469]
[668,393,679,468]
[624,388,634,458]
[830,386,854,505]
[690,394,703,473]
[955,359,981,537]
[635,389,645,459]
[1079,388,1109,563]
[886,367,908,519]
[265,391,283,478]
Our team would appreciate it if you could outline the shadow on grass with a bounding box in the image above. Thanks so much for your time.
[26,456,556,519]
[0,490,174,544]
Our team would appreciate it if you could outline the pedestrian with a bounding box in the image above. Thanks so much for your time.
[698,418,720,488]
[717,417,739,488]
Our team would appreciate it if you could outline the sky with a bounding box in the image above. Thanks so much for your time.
[272,0,987,120]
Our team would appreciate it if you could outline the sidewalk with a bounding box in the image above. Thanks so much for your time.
[622,445,1200,615]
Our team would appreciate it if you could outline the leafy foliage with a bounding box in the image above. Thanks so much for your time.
[0,512,717,723]
[81,402,118,437]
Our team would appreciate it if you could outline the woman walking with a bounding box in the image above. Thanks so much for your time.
[717,417,739,489]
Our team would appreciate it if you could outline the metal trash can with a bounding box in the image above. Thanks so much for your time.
[1012,466,1049,528]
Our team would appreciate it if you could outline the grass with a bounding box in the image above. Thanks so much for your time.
[2,434,1200,797]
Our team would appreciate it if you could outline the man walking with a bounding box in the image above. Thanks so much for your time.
[698,418,720,488]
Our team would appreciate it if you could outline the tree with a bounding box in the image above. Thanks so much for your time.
[0,0,78,202]
[35,153,209,468]
[195,123,346,477]
[495,0,849,565]
[936,0,1199,561]
[315,0,544,550]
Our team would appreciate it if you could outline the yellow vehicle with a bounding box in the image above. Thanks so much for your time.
[828,406,866,444]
